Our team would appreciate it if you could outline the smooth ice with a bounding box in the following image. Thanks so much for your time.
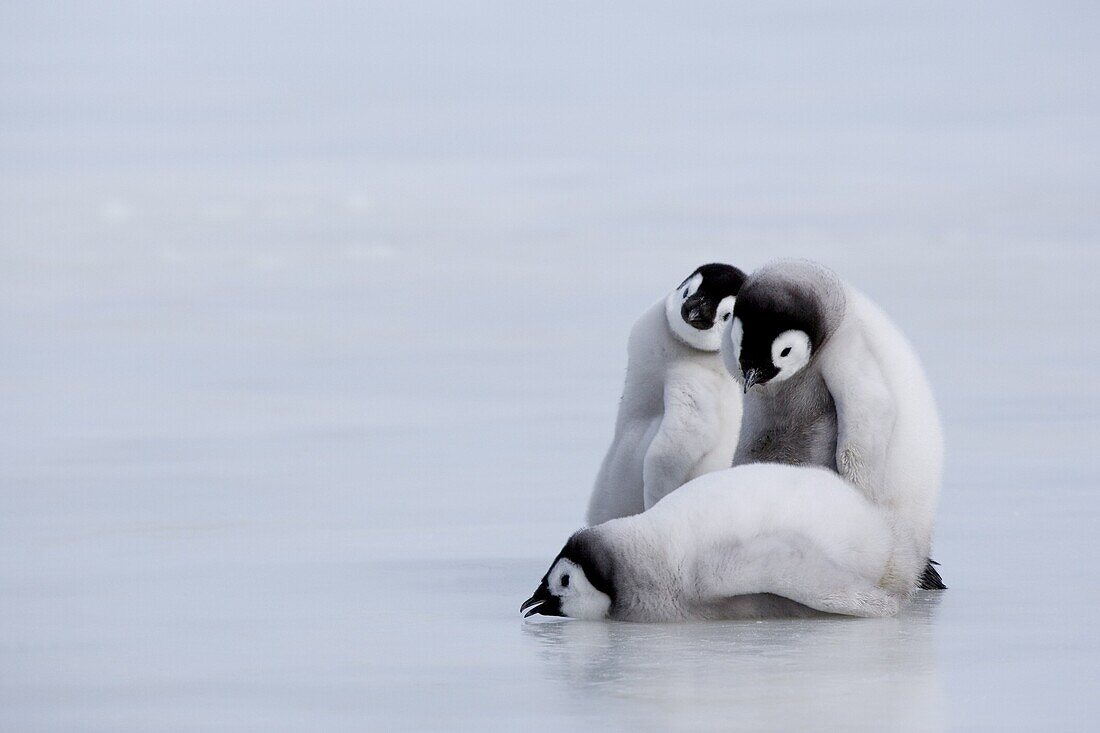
[2,2,1099,731]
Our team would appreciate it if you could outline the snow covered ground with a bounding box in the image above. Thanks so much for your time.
[2,2,1099,730]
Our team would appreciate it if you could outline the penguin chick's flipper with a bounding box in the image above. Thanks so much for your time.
[821,331,897,504]
[642,365,720,509]
[700,532,901,619]
[783,568,901,618]
[919,559,946,590]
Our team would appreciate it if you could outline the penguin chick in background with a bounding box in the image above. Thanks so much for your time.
[585,264,746,526]
[526,463,911,622]
[723,259,945,590]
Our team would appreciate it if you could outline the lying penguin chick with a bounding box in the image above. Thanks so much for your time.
[585,264,746,526]
[525,463,912,622]
[723,259,945,590]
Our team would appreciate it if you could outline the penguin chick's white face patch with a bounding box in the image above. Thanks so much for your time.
[727,316,744,365]
[549,559,612,620]
[681,273,703,301]
[665,276,735,352]
[768,329,812,383]
[714,297,736,327]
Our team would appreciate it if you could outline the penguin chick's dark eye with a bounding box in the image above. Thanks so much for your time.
[560,574,570,588]
[780,346,792,357]
[723,313,731,321]
[683,288,689,298]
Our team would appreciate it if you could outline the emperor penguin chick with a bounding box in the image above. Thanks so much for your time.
[585,264,746,526]
[525,463,911,622]
[723,259,945,591]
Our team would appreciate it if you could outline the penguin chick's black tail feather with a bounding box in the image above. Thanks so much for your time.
[919,559,946,590]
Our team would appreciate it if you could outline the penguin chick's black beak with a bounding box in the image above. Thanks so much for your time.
[742,368,763,393]
[681,296,713,330]
[685,311,710,329]
[520,582,563,618]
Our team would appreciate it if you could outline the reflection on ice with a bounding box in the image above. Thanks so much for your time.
[524,593,944,732]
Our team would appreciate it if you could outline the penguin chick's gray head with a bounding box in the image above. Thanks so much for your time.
[726,265,834,391]
[521,530,615,620]
[665,263,748,351]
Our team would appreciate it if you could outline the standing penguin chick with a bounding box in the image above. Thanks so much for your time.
[723,259,945,590]
[525,464,911,621]
[585,264,746,526]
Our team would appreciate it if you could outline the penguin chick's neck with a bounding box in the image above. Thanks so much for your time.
[593,520,687,620]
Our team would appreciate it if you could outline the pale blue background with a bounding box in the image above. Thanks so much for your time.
[2,2,1098,730]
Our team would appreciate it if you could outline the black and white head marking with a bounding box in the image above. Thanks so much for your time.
[727,276,826,392]
[664,263,747,351]
[521,530,616,620]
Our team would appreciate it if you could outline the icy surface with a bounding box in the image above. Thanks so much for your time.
[2,2,1099,731]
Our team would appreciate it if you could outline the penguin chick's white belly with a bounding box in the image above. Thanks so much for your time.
[597,464,904,622]
[586,301,741,526]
